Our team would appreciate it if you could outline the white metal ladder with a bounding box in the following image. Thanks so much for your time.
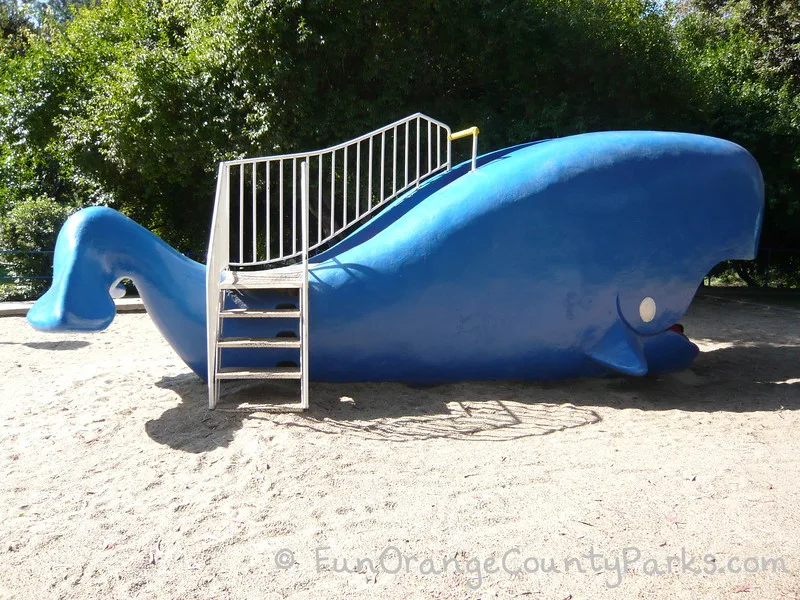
[211,263,309,410]
[205,115,479,410]
[206,163,311,411]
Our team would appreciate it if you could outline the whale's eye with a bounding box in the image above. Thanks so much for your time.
[639,297,656,323]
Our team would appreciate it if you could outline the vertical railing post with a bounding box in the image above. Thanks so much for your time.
[446,128,452,171]
[251,163,257,263]
[368,137,373,211]
[330,150,336,238]
[279,160,284,258]
[301,161,309,268]
[404,121,409,188]
[427,119,432,174]
[207,162,230,409]
[292,158,298,255]
[393,126,398,195]
[355,141,361,218]
[222,164,231,268]
[300,160,310,410]
[318,154,323,247]
[238,164,244,263]
[380,131,386,202]
[266,161,271,261]
[415,117,420,188]
[472,133,478,172]
[437,125,442,169]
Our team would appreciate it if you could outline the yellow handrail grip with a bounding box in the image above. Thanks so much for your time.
[448,126,480,141]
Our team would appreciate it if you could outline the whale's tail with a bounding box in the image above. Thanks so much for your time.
[27,206,209,375]
[28,208,130,331]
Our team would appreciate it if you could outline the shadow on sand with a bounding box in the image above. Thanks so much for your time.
[0,340,91,350]
[145,340,798,452]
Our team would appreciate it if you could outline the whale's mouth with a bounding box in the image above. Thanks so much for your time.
[592,295,651,376]
[583,296,658,376]
[584,294,696,377]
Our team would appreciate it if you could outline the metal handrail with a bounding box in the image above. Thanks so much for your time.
[220,113,453,268]
[448,126,480,171]
[222,113,450,166]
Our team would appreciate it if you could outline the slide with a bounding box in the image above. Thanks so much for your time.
[28,130,764,383]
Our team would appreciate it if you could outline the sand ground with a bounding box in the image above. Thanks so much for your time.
[1,293,799,600]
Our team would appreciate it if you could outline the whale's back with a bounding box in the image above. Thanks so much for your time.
[307,131,764,381]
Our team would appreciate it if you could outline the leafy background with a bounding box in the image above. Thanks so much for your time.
[1,0,798,298]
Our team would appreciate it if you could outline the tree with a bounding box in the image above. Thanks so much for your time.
[2,1,34,53]
[9,0,796,297]
[675,0,800,285]
[3,1,97,26]
[4,0,693,249]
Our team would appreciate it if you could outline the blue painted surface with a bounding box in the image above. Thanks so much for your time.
[27,207,208,376]
[28,131,764,383]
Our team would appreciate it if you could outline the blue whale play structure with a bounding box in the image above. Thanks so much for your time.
[27,115,764,408]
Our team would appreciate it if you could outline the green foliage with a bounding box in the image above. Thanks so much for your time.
[3,1,97,27]
[674,0,800,257]
[2,0,692,252]
[0,194,75,300]
[0,0,798,299]
[711,255,800,288]
[2,5,32,52]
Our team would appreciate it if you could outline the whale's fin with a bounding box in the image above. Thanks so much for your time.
[585,321,648,376]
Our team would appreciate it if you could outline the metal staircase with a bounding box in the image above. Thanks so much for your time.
[210,263,309,410]
[206,114,479,410]
[206,162,312,411]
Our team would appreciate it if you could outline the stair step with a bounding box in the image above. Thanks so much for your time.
[220,308,300,318]
[220,265,305,290]
[216,401,307,413]
[218,337,300,349]
[217,366,301,380]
